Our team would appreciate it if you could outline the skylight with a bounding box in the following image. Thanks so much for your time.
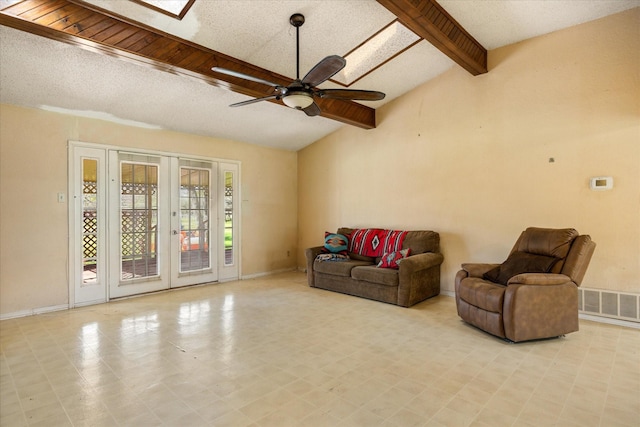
[130,0,195,19]
[332,20,421,87]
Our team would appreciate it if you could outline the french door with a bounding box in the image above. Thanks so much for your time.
[69,144,239,306]
[171,158,219,288]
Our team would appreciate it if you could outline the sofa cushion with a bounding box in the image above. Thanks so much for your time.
[457,278,506,313]
[322,232,349,255]
[348,252,376,262]
[351,266,399,287]
[377,249,411,269]
[403,230,439,254]
[483,251,559,285]
[314,259,372,277]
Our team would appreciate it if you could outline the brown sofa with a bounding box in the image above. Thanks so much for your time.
[455,227,596,342]
[305,228,443,307]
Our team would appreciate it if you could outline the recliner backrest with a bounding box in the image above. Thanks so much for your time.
[561,235,596,286]
[509,227,579,273]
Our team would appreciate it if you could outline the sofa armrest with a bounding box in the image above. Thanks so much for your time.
[304,246,324,287]
[507,273,573,286]
[400,252,444,272]
[461,263,500,278]
[397,252,444,307]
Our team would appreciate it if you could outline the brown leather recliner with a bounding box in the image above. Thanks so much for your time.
[455,227,596,342]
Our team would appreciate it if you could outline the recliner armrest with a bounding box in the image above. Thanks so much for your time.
[503,280,579,342]
[460,263,500,278]
[507,273,573,286]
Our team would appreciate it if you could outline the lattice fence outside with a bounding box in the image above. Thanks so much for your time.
[82,182,98,263]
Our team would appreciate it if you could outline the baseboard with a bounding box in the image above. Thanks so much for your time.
[579,313,640,329]
[241,267,297,280]
[0,304,69,321]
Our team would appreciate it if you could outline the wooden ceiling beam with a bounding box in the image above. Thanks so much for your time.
[0,0,377,129]
[377,0,487,75]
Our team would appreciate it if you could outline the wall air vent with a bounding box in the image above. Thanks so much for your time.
[579,288,640,323]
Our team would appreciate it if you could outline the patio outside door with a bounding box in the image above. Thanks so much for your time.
[70,145,230,305]
[108,152,171,298]
[171,159,218,288]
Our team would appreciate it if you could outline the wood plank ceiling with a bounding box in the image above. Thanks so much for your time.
[0,0,487,129]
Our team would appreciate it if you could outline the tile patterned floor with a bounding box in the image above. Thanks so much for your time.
[1,272,638,426]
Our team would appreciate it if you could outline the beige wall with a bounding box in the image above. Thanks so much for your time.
[298,9,640,295]
[0,104,298,316]
[1,9,638,317]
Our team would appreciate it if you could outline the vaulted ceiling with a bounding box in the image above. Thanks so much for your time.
[1,0,638,150]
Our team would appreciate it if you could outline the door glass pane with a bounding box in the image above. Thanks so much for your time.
[180,167,210,272]
[224,171,234,266]
[82,158,98,285]
[120,162,158,280]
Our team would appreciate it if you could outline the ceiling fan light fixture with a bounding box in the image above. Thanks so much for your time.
[283,92,314,109]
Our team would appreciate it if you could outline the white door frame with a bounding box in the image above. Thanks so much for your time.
[68,141,241,307]
[68,146,108,306]
[218,162,240,282]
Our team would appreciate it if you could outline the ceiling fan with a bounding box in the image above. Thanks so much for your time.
[212,13,385,117]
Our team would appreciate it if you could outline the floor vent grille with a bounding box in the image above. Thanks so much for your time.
[579,288,639,323]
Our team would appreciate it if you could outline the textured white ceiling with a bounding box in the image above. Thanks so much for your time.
[1,0,638,150]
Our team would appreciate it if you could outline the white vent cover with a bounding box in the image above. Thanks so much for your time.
[579,288,639,323]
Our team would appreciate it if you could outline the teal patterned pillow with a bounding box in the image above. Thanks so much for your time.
[322,232,349,255]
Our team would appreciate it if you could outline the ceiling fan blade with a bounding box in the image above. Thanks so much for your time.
[301,55,346,87]
[319,89,386,101]
[302,102,321,117]
[230,95,279,107]
[212,67,281,88]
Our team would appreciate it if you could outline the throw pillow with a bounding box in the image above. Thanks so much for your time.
[483,251,559,285]
[377,248,411,269]
[322,232,349,255]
